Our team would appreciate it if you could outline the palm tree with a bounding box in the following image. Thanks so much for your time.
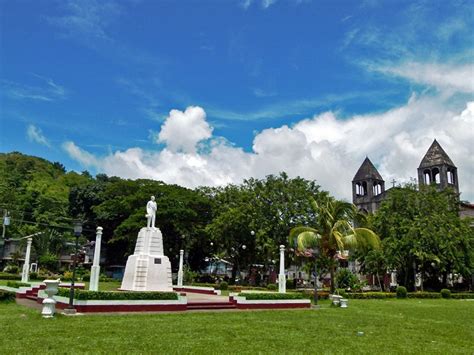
[289,195,381,293]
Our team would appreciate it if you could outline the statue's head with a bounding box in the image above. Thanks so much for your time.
[151,196,155,201]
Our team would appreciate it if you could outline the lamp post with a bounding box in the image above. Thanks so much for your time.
[66,220,82,314]
[313,248,320,305]
[233,244,246,284]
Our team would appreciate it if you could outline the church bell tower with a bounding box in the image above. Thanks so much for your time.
[417,139,459,195]
[352,157,385,213]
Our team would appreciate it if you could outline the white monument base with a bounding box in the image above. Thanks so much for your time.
[121,227,173,292]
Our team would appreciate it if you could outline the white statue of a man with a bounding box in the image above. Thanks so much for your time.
[146,196,157,229]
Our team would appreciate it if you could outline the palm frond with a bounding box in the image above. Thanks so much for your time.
[296,231,321,250]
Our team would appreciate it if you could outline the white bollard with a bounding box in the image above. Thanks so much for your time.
[278,245,286,293]
[89,227,103,291]
[21,238,33,283]
[177,250,184,287]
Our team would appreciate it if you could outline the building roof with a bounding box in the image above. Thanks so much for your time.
[419,139,456,169]
[353,157,384,181]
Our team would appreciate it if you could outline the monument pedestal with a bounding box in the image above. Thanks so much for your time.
[121,227,173,292]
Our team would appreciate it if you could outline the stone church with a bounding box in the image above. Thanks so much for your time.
[352,139,465,214]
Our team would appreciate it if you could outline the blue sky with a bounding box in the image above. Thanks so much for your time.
[1,0,473,201]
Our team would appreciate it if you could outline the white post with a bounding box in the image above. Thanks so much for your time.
[21,238,33,283]
[390,270,397,286]
[177,249,184,287]
[278,245,286,293]
[89,226,103,291]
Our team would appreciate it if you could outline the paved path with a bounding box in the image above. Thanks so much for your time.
[185,292,230,303]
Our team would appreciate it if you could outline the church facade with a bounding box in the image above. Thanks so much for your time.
[352,139,461,213]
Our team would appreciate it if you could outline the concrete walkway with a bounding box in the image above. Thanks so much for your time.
[185,292,230,303]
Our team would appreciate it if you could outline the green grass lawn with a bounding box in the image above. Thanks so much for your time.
[1,299,472,354]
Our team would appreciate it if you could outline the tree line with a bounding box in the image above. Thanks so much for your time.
[0,152,472,290]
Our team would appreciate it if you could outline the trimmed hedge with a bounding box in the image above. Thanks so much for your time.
[56,288,178,300]
[451,293,474,299]
[0,290,16,302]
[238,292,306,300]
[407,292,441,299]
[6,281,30,288]
[346,292,396,299]
[296,290,330,300]
[266,283,277,291]
[0,272,21,280]
[344,291,473,299]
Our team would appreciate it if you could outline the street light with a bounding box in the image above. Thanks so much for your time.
[66,220,82,313]
[313,248,320,305]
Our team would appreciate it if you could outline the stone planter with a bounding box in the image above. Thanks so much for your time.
[41,279,60,318]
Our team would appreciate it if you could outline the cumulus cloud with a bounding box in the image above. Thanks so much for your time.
[156,106,213,153]
[63,98,474,202]
[27,125,51,147]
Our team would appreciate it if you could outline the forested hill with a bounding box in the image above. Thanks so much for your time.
[0,151,214,266]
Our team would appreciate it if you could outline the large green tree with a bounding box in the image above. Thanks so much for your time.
[204,173,324,283]
[373,184,473,291]
[289,195,381,293]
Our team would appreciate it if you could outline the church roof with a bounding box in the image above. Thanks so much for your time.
[418,139,456,169]
[353,157,384,181]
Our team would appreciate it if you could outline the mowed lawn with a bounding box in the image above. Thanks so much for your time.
[1,299,473,354]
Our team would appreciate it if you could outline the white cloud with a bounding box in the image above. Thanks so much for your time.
[241,0,277,10]
[261,0,277,8]
[156,106,213,153]
[62,141,99,167]
[63,97,474,202]
[27,125,51,147]
[370,62,474,94]
[48,0,121,43]
[2,76,67,102]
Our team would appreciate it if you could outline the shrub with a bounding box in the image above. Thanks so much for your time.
[0,290,16,302]
[29,272,39,280]
[0,272,21,280]
[98,274,117,282]
[81,272,91,281]
[219,281,228,290]
[286,279,296,290]
[56,288,179,300]
[336,268,359,289]
[39,254,59,272]
[396,286,407,299]
[62,271,73,281]
[6,281,30,288]
[441,289,451,299]
[266,283,277,291]
[238,292,306,300]
[4,265,20,274]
